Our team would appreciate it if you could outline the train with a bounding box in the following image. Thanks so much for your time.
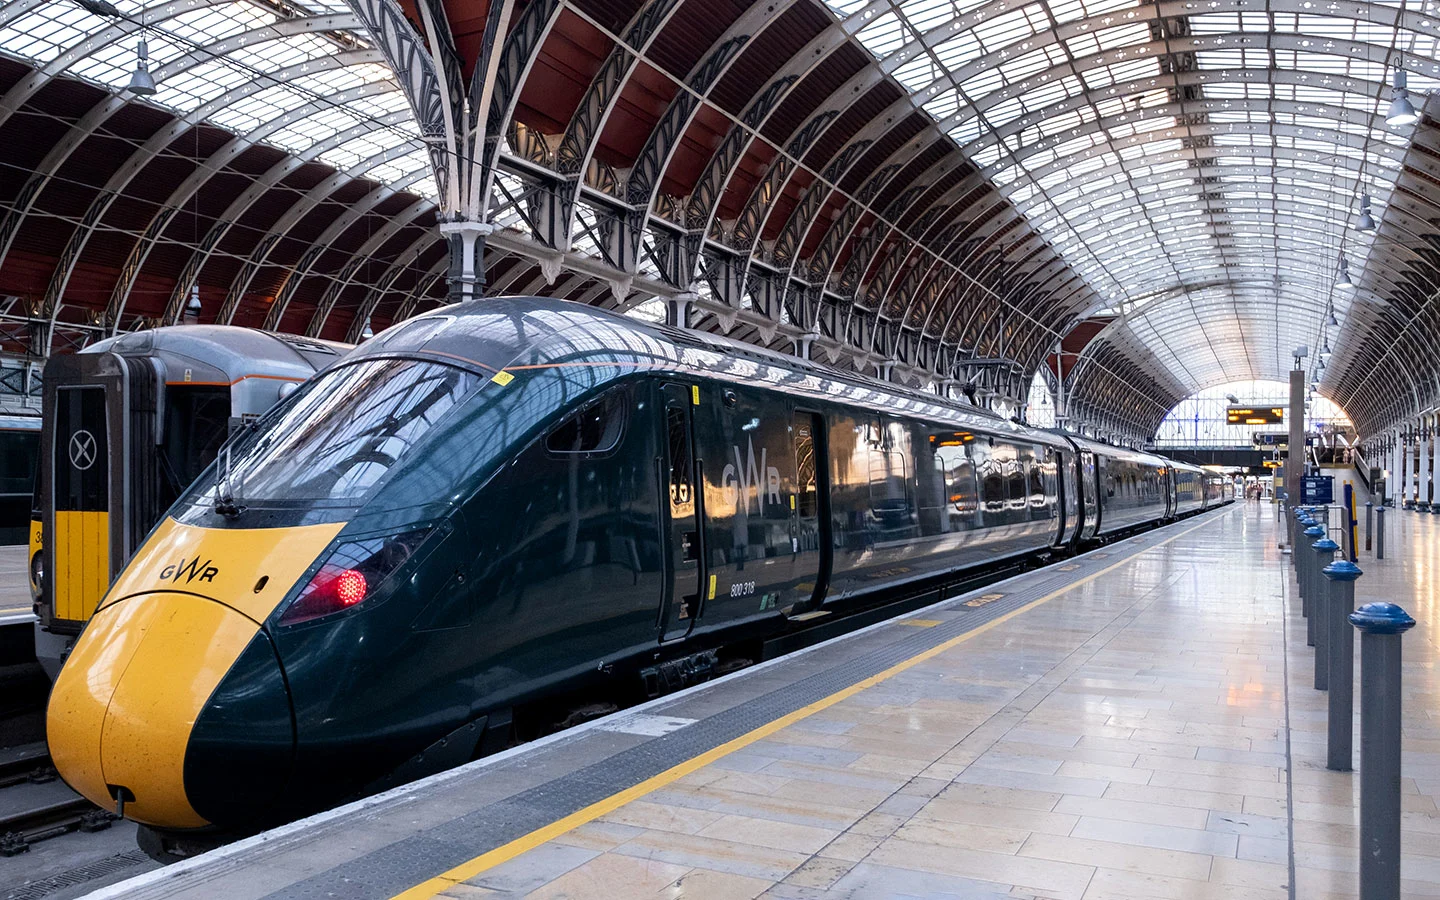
[46,298,1232,854]
[30,326,350,678]
[0,413,40,548]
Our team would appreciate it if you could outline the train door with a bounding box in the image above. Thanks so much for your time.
[1080,450,1100,537]
[42,351,162,629]
[789,411,830,613]
[658,382,705,641]
[50,385,111,623]
[1058,447,1080,546]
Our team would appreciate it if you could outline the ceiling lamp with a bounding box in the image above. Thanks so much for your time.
[360,317,375,340]
[1318,356,1327,371]
[1327,307,1339,327]
[1356,194,1376,233]
[1387,69,1420,128]
[1336,255,1354,288]
[1321,341,1332,359]
[127,38,157,96]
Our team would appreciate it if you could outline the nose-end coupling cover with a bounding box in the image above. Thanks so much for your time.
[47,517,345,827]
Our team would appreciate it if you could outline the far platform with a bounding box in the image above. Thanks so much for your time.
[0,544,35,624]
[88,502,1440,900]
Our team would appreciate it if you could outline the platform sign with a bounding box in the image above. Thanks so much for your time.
[1302,475,1334,505]
[1228,406,1284,425]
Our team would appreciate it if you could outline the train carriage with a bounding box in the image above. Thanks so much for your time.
[33,326,349,677]
[1170,461,1209,517]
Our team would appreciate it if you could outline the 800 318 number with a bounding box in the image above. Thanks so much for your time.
[729,581,756,598]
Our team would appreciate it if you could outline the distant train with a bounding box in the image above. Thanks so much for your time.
[31,327,350,677]
[0,413,40,547]
[47,298,1232,852]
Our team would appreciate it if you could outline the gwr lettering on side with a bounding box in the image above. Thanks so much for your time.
[159,557,219,584]
[721,435,781,512]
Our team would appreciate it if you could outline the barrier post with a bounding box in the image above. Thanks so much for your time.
[1376,506,1386,561]
[1323,560,1360,771]
[1366,501,1373,552]
[1311,537,1337,691]
[1349,602,1416,900]
[1346,485,1359,562]
[1303,524,1325,647]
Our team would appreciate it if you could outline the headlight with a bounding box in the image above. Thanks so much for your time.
[276,527,434,626]
[29,550,43,602]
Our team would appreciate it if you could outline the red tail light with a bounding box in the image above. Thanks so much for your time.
[277,528,430,626]
[334,569,367,605]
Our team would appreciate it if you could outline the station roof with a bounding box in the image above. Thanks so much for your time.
[1,0,1438,438]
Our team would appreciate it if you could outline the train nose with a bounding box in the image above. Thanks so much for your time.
[47,591,294,829]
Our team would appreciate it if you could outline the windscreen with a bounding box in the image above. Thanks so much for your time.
[209,358,480,506]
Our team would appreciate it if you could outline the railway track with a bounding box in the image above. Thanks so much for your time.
[0,744,114,856]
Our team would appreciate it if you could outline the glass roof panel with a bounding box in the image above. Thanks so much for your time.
[0,0,434,199]
[819,0,1430,389]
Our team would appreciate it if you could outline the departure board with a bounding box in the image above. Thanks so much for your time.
[1226,406,1284,425]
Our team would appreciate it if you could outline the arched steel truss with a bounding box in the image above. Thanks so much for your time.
[4,0,1440,439]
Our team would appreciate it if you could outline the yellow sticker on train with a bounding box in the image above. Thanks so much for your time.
[491,371,515,386]
[691,385,699,405]
[707,574,716,600]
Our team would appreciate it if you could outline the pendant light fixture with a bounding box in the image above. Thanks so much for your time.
[1387,69,1420,128]
[1356,194,1376,232]
[127,37,157,95]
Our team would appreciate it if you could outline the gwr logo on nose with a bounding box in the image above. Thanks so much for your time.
[159,558,219,584]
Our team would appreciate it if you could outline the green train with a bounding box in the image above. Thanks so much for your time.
[47,298,1229,853]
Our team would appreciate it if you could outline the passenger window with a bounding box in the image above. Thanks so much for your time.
[546,389,627,456]
[981,462,1006,513]
[1007,462,1027,510]
[666,405,692,508]
[795,422,818,519]
[1029,464,1047,510]
[949,456,977,515]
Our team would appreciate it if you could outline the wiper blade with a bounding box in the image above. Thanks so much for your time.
[214,444,245,518]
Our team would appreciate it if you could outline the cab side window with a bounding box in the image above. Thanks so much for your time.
[546,388,628,456]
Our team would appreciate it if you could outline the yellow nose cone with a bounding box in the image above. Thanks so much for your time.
[46,517,345,828]
[48,593,262,827]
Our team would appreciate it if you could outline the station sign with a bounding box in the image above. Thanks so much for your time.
[1302,474,1335,505]
[1252,432,1313,447]
[1227,406,1284,425]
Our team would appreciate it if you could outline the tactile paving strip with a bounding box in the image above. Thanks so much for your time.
[133,512,1219,900]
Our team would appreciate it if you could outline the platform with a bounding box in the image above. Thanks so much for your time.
[0,544,35,623]
[83,501,1440,900]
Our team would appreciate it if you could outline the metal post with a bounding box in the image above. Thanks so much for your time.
[1323,560,1360,772]
[1303,524,1325,647]
[1311,537,1337,690]
[1366,501,1373,552]
[1376,506,1386,560]
[1296,514,1312,600]
[1349,602,1416,900]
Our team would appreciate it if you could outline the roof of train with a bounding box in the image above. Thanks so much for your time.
[355,296,1073,449]
[84,326,352,384]
[1064,433,1175,469]
[0,413,40,431]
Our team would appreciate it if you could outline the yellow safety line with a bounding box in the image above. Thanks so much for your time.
[895,618,943,628]
[392,512,1225,899]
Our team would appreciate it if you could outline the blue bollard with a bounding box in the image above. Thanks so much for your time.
[1303,525,1325,646]
[1311,537,1338,690]
[1349,602,1416,900]
[1323,560,1361,771]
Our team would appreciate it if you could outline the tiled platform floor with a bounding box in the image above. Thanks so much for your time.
[422,503,1439,900]
[0,544,33,618]
[88,502,1440,900]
